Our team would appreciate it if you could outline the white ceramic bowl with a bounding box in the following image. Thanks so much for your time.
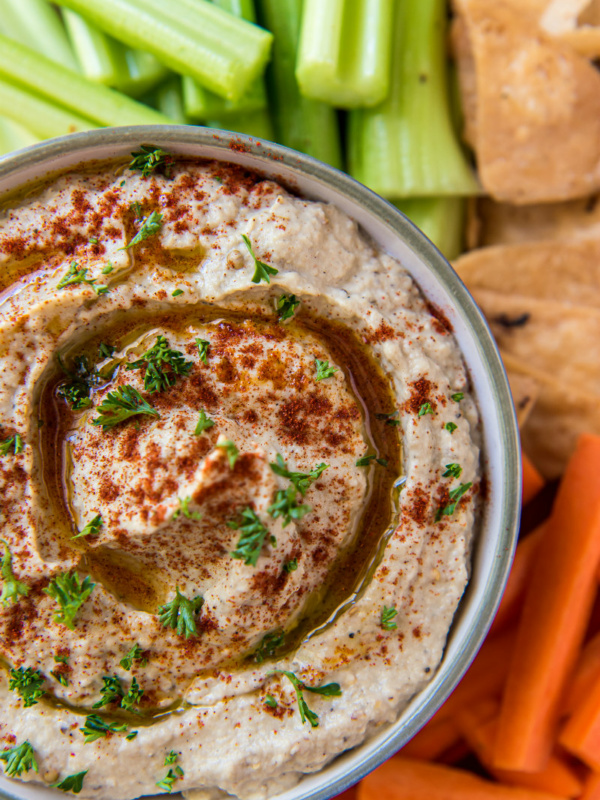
[0,126,521,800]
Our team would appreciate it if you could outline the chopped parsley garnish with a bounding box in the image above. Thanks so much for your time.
[156,766,184,793]
[92,385,159,430]
[274,671,341,728]
[80,714,128,743]
[267,487,311,528]
[0,434,23,456]
[123,210,163,249]
[443,463,462,479]
[158,588,203,638]
[164,751,178,765]
[126,335,193,394]
[265,694,278,708]
[43,571,95,630]
[57,354,100,410]
[131,201,143,219]
[418,402,434,417]
[376,411,400,426]
[381,606,398,631]
[435,482,473,522]
[229,507,270,566]
[51,771,87,793]
[254,630,284,663]
[101,263,113,275]
[269,455,328,496]
[120,643,146,671]
[93,675,124,708]
[126,730,138,740]
[196,338,210,364]
[54,655,69,664]
[194,409,214,435]
[284,558,298,573]
[451,392,464,402]
[173,496,201,520]
[314,358,338,381]
[172,289,183,297]
[241,234,278,284]
[57,261,108,294]
[217,438,239,468]
[1,540,28,606]
[121,677,144,711]
[51,670,69,687]
[9,667,46,707]
[445,422,457,434]
[276,293,300,321]
[89,237,98,245]
[356,454,388,467]
[98,342,116,359]
[72,513,102,540]
[0,741,38,777]
[128,145,173,177]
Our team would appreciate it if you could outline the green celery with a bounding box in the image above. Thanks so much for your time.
[0,117,40,157]
[207,109,274,140]
[0,34,172,127]
[0,0,78,72]
[255,0,342,169]
[395,197,466,261]
[0,79,96,139]
[155,79,188,124]
[347,0,479,198]
[119,50,170,98]
[296,0,393,108]
[54,0,272,101]
[62,9,129,86]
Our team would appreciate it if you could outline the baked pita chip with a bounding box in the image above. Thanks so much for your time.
[454,239,600,304]
[452,0,600,203]
[537,0,600,56]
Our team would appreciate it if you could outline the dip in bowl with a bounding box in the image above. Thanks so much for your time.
[0,127,520,800]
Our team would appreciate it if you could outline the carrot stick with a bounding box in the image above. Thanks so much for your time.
[522,450,545,505]
[437,739,472,764]
[579,772,600,800]
[493,434,600,772]
[357,757,569,800]
[559,667,600,769]
[400,715,461,760]
[489,526,544,636]
[561,631,600,716]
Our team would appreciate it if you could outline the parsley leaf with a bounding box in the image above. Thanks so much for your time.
[445,422,457,434]
[418,402,434,417]
[72,513,103,540]
[229,507,270,566]
[274,671,341,728]
[57,261,108,295]
[435,482,473,522]
[380,606,398,631]
[98,342,116,359]
[284,558,298,573]
[0,541,29,606]
[194,409,214,435]
[126,335,193,394]
[267,486,311,528]
[0,434,23,456]
[80,714,128,743]
[217,438,238,468]
[276,294,300,321]
[241,234,279,284]
[92,385,159,430]
[164,751,178,765]
[172,289,183,297]
[156,766,184,793]
[51,771,87,793]
[269,455,328,496]
[451,392,464,402]
[57,354,100,410]
[376,410,401,426]
[51,670,69,687]
[92,675,124,709]
[254,630,284,663]
[120,643,146,671]
[9,667,46,707]
[196,338,210,364]
[443,463,462,479]
[123,210,163,249]
[128,145,173,177]
[314,358,338,381]
[121,677,144,711]
[265,694,278,708]
[0,741,38,777]
[356,454,388,467]
[173,496,202,520]
[43,571,95,630]
[158,588,203,638]
[126,730,138,740]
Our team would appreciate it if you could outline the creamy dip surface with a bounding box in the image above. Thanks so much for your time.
[0,156,480,800]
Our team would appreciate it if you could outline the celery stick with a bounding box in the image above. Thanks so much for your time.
[62,9,129,85]
[119,50,170,98]
[396,197,466,261]
[0,117,40,157]
[296,0,393,108]
[0,0,79,72]
[255,0,342,169]
[155,79,188,125]
[55,0,272,101]
[0,79,96,140]
[207,109,274,140]
[0,34,172,127]
[348,0,479,198]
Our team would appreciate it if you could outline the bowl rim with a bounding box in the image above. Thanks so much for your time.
[0,125,521,800]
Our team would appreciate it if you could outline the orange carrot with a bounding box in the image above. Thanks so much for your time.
[489,526,544,636]
[561,631,600,716]
[493,434,600,772]
[333,786,358,800]
[437,739,472,764]
[357,757,569,800]
[579,772,600,800]
[522,451,545,506]
[400,715,461,760]
[559,666,600,769]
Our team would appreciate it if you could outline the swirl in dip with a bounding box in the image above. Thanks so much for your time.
[0,155,480,800]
